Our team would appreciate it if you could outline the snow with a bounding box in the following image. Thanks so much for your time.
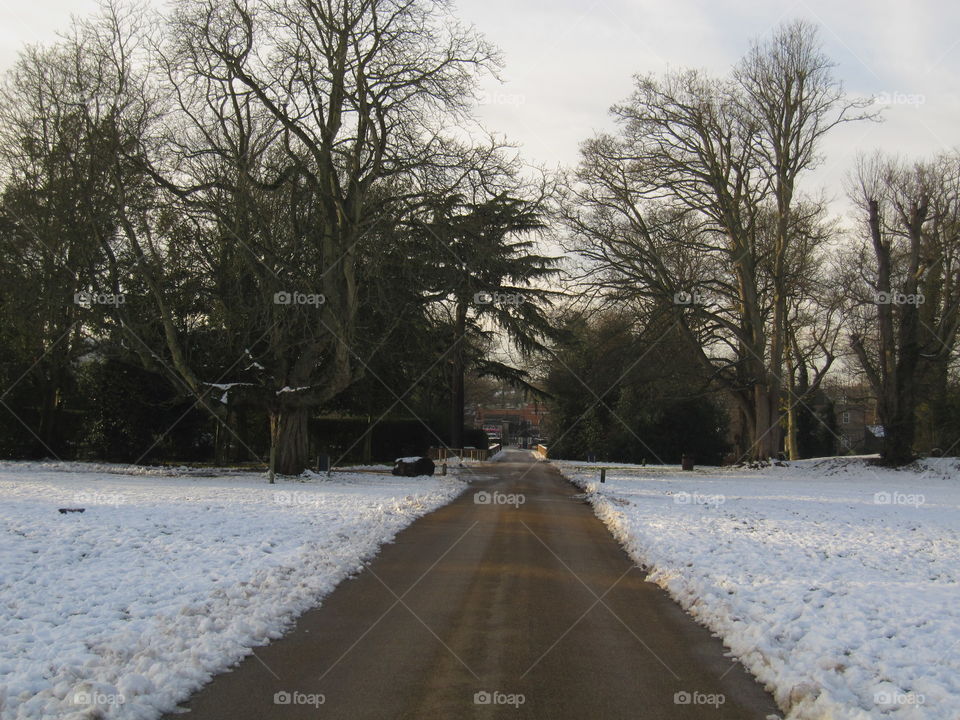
[202,382,254,404]
[326,463,394,473]
[555,457,960,720]
[0,461,465,719]
[391,455,489,466]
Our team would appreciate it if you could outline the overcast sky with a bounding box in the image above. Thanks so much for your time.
[2,0,958,216]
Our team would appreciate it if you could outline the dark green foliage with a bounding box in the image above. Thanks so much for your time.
[544,311,730,465]
[73,358,211,463]
[309,418,438,464]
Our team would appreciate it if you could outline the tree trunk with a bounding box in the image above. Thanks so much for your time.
[767,290,788,459]
[363,415,374,464]
[785,361,800,461]
[449,300,468,450]
[268,414,278,483]
[927,356,950,451]
[753,384,774,460]
[862,197,927,466]
[785,405,799,460]
[450,366,465,450]
[884,406,916,465]
[785,338,809,461]
[731,240,775,461]
[272,407,310,475]
[37,376,62,458]
[214,414,227,466]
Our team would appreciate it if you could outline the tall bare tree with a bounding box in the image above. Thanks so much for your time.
[734,20,872,455]
[847,153,960,464]
[565,20,867,460]
[108,0,499,475]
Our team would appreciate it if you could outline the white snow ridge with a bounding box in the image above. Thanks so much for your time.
[557,457,960,720]
[0,461,464,719]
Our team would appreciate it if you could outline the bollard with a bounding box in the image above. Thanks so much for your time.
[441,462,447,476]
[681,454,694,471]
[600,468,606,483]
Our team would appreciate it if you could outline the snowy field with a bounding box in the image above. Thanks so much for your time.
[0,461,465,719]
[556,457,960,720]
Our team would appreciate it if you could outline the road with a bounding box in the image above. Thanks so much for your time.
[165,449,780,719]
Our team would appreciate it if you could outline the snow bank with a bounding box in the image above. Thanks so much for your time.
[556,459,960,720]
[0,462,465,719]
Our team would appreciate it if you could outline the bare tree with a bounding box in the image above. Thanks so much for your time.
[734,20,873,456]
[847,152,960,464]
[565,21,864,460]
[107,0,499,475]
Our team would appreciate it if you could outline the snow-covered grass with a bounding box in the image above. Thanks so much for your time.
[0,460,465,719]
[555,457,960,720]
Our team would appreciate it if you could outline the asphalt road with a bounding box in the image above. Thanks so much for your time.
[165,449,780,719]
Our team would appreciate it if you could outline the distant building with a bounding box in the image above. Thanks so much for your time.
[719,383,882,460]
[824,384,882,454]
[468,402,548,446]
